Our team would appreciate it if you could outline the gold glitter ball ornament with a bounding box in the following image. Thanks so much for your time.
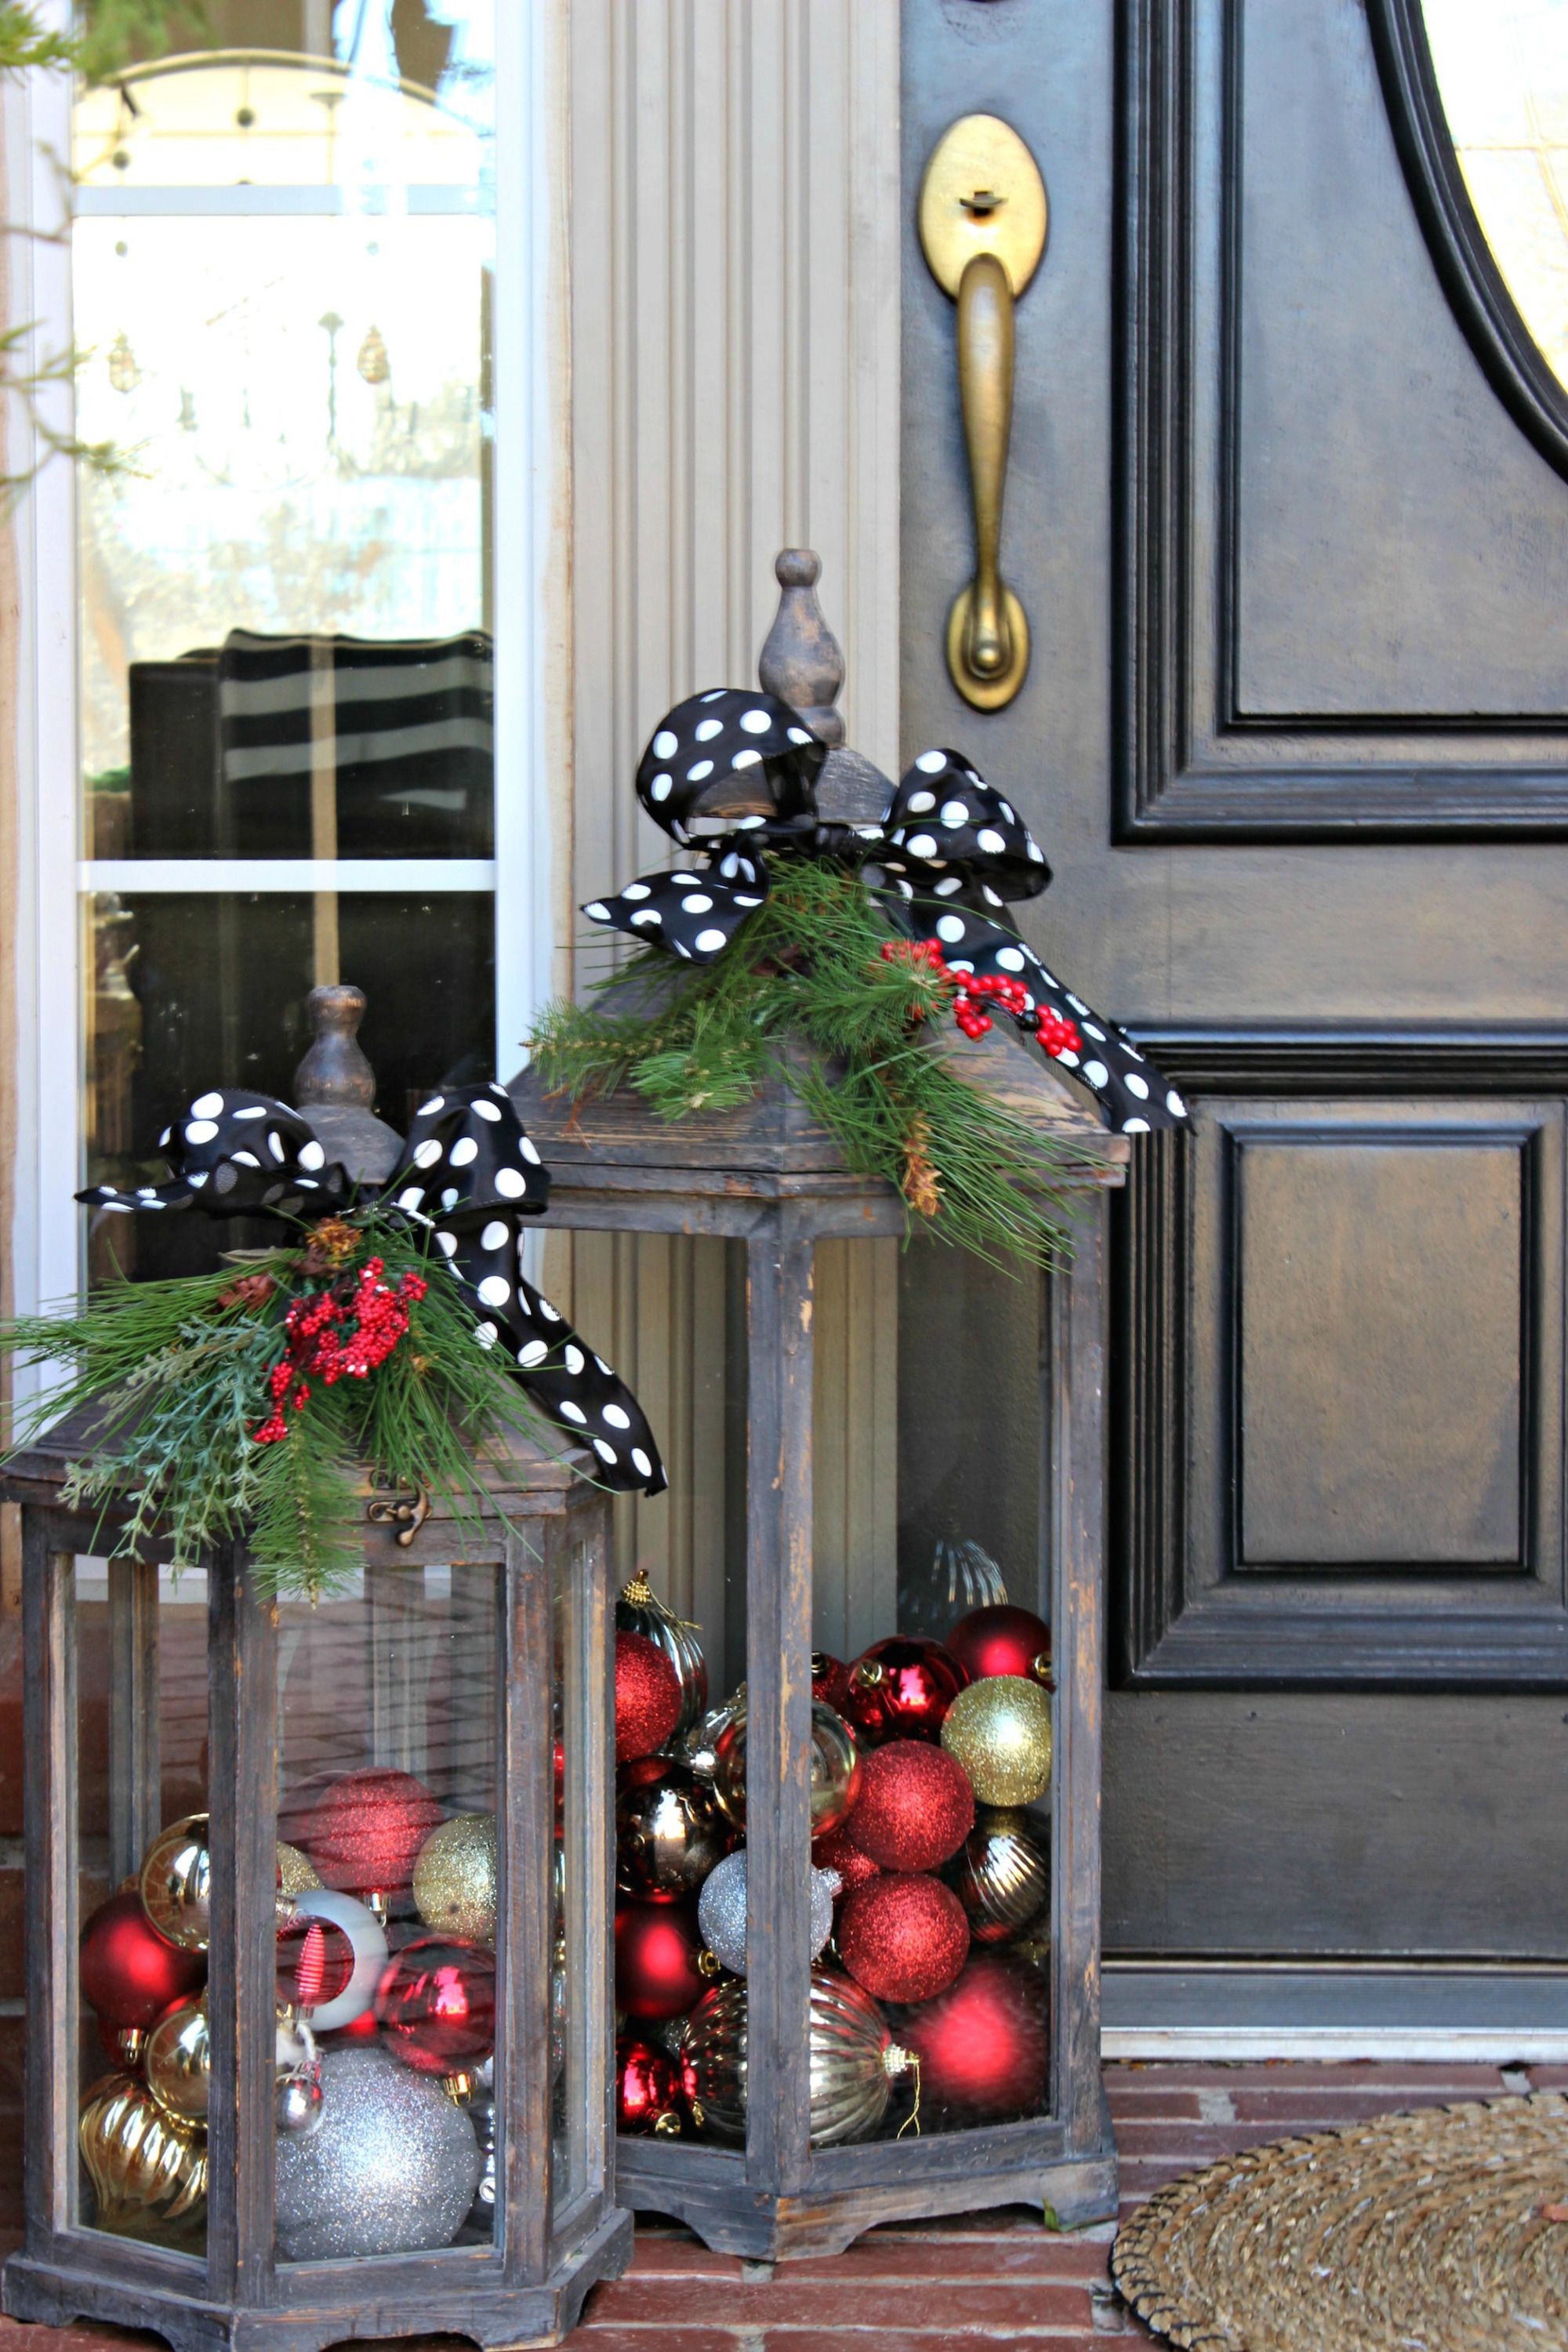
[412,1812,497,1944]
[939,1675,1052,1808]
[276,1841,321,1900]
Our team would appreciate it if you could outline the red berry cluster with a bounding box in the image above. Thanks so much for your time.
[877,938,1080,1060]
[254,1257,430,1444]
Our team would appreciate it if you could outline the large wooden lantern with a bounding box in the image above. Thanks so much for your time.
[509,557,1128,2258]
[2,1432,626,2350]
[1,1004,631,2350]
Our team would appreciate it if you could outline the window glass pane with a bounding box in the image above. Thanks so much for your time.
[1423,0,1568,394]
[73,24,496,855]
[274,1563,497,2261]
[85,889,494,1283]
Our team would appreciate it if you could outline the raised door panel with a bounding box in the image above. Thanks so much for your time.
[1114,1048,1568,1686]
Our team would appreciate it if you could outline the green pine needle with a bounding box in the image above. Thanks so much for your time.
[529,861,1103,1270]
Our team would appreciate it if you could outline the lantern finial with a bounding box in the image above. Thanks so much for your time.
[294,982,403,1182]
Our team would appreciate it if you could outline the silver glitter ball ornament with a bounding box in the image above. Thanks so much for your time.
[274,2045,481,2259]
[695,1849,838,1977]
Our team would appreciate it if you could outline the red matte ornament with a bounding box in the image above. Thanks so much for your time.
[845,1740,975,1871]
[615,2034,684,2132]
[615,1900,707,2020]
[841,1636,967,1746]
[946,1603,1054,1689]
[79,1889,205,2031]
[837,1873,970,2005]
[898,1954,1049,2118]
[374,1935,497,2074]
[811,1821,881,1896]
[615,1631,683,1762]
[304,1767,445,1902]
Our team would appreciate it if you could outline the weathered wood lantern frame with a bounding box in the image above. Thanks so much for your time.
[508,554,1127,2259]
[1,1432,630,2351]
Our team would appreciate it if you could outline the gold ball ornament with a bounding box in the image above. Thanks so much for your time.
[144,1996,211,2124]
[940,1675,1052,1808]
[412,1812,497,1944]
[139,1815,212,1951]
[78,2071,206,2245]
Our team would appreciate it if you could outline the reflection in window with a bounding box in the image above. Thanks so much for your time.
[72,11,500,1285]
[1423,0,1568,393]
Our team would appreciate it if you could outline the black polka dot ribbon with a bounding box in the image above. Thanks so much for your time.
[78,1091,352,1218]
[75,1082,666,1497]
[583,695,1189,1136]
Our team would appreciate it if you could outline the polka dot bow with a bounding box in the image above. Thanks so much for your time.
[79,1089,349,1218]
[77,1081,667,1498]
[583,694,1190,1138]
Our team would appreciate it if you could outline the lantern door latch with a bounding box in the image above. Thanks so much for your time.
[918,113,1047,711]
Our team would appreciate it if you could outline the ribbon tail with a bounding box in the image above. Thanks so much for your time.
[892,898,1189,1135]
[582,848,770,965]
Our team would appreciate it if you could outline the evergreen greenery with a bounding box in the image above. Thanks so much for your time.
[2,1211,558,1600]
[529,861,1101,1269]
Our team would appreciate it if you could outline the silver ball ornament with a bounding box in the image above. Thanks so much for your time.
[275,2070,324,2140]
[695,1849,839,1977]
[274,2045,481,2259]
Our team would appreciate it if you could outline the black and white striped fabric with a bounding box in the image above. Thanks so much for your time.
[584,693,1189,1137]
[218,630,493,855]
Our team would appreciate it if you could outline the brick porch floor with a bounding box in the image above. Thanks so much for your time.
[0,2060,1545,2352]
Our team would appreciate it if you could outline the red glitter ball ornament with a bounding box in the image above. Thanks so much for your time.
[615,2034,684,2132]
[79,1889,205,2031]
[374,1936,497,2075]
[844,1740,975,1871]
[304,1768,445,1903]
[837,1873,970,2004]
[898,1954,1049,2119]
[841,1636,968,1746]
[615,1900,707,2020]
[811,1650,852,1711]
[615,1632,684,1762]
[946,1604,1053,1689]
[812,1821,881,1896]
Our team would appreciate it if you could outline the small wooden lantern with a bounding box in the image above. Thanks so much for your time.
[508,554,1127,2258]
[2,1007,630,2349]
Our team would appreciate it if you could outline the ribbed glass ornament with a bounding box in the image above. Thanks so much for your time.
[949,1806,1051,1944]
[681,1965,911,2147]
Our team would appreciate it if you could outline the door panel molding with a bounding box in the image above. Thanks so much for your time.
[1113,1028,1568,1687]
[1115,0,1568,841]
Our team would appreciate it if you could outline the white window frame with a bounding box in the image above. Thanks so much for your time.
[5,5,563,1402]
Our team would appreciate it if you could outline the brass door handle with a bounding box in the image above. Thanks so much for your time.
[919,115,1047,711]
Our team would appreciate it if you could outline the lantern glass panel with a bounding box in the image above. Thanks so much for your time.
[74,1558,211,2257]
[273,1563,500,2263]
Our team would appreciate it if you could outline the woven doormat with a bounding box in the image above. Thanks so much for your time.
[1111,2091,1568,2350]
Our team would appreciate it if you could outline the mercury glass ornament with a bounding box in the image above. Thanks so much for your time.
[616,1573,709,1740]
[413,1812,497,1944]
[681,1966,913,2147]
[274,2045,482,2261]
[143,1996,211,2124]
[695,1849,840,1977]
[78,2071,207,2245]
[710,1695,862,1838]
[617,1766,728,1903]
[898,1537,1008,1640]
[949,1806,1050,1944]
[940,1675,1053,1808]
[679,1691,741,1779]
[138,1814,213,1951]
[275,2067,325,2140]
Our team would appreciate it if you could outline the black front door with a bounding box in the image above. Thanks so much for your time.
[901,0,1568,2031]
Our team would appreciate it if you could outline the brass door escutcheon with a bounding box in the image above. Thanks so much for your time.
[918,114,1047,710]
